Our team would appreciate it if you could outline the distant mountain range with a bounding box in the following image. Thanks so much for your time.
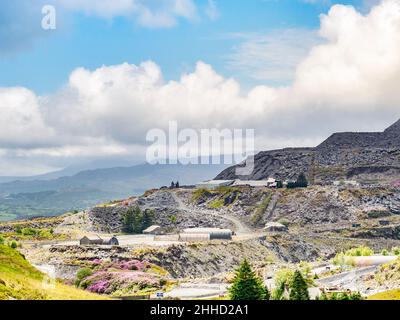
[216,119,400,186]
[0,163,228,221]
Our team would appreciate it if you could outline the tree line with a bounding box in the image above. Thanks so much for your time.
[122,207,154,234]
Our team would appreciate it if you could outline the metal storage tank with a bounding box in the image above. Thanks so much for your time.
[179,233,210,242]
[182,228,232,240]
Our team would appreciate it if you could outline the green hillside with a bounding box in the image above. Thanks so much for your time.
[0,245,105,300]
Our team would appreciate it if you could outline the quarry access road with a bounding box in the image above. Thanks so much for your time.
[171,191,252,235]
[317,266,377,292]
[163,283,229,299]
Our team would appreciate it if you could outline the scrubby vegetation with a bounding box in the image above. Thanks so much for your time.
[250,193,272,226]
[191,186,241,208]
[192,188,212,203]
[0,227,67,246]
[319,291,362,300]
[271,263,314,300]
[333,246,374,266]
[370,258,400,288]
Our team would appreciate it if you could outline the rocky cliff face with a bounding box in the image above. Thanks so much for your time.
[216,119,400,185]
[86,190,232,233]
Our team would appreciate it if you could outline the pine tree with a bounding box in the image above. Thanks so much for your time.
[132,207,144,234]
[142,209,154,231]
[296,173,308,188]
[122,208,135,233]
[229,259,269,300]
[289,270,310,300]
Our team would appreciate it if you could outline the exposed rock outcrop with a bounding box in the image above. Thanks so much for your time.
[216,119,400,185]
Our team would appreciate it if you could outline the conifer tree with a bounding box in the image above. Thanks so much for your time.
[289,270,310,300]
[122,207,135,233]
[229,259,269,300]
[296,173,308,188]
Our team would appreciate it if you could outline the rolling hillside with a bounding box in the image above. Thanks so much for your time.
[0,245,104,300]
[0,163,228,221]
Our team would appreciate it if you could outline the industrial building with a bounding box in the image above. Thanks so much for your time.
[79,235,119,246]
[143,225,165,235]
[195,180,234,190]
[181,228,233,240]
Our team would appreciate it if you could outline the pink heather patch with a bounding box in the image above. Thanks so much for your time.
[392,180,400,187]
[79,259,165,295]
[116,260,148,271]
[91,259,102,265]
[88,279,110,294]
[115,272,160,289]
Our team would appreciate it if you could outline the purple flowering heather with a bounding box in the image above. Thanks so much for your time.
[87,279,110,294]
[78,258,166,296]
[116,259,148,271]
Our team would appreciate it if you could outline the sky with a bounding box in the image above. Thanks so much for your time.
[0,0,399,175]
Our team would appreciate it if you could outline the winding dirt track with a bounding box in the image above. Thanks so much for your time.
[171,191,251,235]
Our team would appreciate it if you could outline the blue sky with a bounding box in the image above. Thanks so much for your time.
[0,0,366,94]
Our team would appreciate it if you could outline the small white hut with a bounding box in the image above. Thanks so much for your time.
[143,225,164,235]
[264,222,288,232]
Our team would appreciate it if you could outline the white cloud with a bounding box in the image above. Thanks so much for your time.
[0,88,55,148]
[58,0,135,17]
[225,29,322,83]
[205,0,219,20]
[2,0,400,174]
[57,0,198,27]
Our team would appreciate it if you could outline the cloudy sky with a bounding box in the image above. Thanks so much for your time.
[0,0,399,175]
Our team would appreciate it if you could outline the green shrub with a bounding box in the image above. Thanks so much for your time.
[333,246,373,266]
[75,268,93,287]
[0,235,4,245]
[192,188,212,203]
[333,252,346,266]
[21,228,39,236]
[391,247,400,256]
[278,218,290,227]
[320,291,362,300]
[208,198,225,209]
[250,194,271,226]
[381,249,389,256]
[273,268,294,294]
[9,241,17,249]
[169,215,177,224]
[345,246,374,257]
[271,282,286,300]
